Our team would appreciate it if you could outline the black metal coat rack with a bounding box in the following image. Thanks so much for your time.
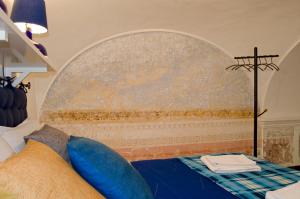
[226,47,279,157]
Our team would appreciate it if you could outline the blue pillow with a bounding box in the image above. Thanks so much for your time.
[67,136,154,199]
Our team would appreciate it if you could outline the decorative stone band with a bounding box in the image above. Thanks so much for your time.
[41,109,253,123]
[117,140,253,161]
[47,118,256,160]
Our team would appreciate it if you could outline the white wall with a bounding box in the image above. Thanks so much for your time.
[5,0,300,120]
[264,42,300,120]
[38,0,300,69]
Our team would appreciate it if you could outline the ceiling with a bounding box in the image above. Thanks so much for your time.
[5,0,298,69]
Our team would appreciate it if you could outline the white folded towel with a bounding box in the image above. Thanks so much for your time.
[204,154,256,166]
[201,155,261,174]
[265,181,300,199]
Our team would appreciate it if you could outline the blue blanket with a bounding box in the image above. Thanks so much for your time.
[132,158,237,199]
[179,155,300,199]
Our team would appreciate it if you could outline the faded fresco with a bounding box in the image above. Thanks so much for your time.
[41,31,252,122]
[263,124,297,166]
[41,31,253,159]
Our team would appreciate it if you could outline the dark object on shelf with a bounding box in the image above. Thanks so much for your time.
[34,43,47,56]
[25,28,48,56]
[26,29,33,40]
[0,0,7,14]
[226,47,279,157]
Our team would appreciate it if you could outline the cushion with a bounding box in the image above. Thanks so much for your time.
[68,136,154,199]
[0,138,14,162]
[1,124,26,152]
[1,120,41,152]
[24,124,69,162]
[0,140,104,199]
[0,126,12,133]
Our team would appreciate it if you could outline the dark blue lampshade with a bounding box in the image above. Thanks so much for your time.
[11,0,48,34]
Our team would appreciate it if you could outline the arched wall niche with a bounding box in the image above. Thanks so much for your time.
[264,41,300,120]
[261,41,300,165]
[40,30,253,160]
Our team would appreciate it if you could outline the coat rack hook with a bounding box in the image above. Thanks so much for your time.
[258,109,268,117]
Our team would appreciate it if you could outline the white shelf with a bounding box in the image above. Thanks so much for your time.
[0,10,54,86]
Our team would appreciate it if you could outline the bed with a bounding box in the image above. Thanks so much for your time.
[132,155,300,199]
[1,122,300,199]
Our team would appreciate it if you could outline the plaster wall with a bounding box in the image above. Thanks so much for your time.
[259,42,300,165]
[6,0,298,120]
[40,31,254,159]
[264,42,300,120]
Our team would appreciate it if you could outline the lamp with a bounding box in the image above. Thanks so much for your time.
[11,0,48,34]
[11,0,48,56]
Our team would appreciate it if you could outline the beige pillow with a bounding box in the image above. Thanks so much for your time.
[0,140,105,199]
[0,191,16,199]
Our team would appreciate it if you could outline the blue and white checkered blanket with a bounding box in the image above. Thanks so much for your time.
[179,154,300,199]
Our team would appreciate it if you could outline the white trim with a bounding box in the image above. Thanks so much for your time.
[4,64,47,86]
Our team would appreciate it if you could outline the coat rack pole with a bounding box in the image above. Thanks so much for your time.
[254,47,258,157]
[226,48,279,157]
